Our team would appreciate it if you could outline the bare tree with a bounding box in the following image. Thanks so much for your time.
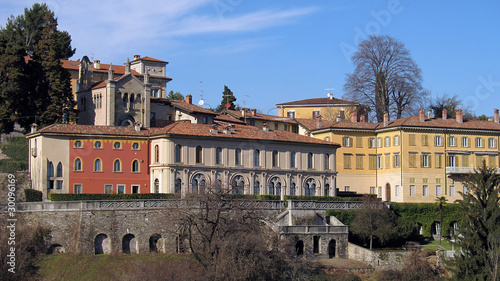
[344,35,425,122]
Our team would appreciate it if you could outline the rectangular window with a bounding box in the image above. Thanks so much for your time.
[356,136,363,148]
[410,185,415,196]
[423,185,428,196]
[343,136,352,147]
[394,154,400,168]
[377,137,382,148]
[409,178,415,184]
[104,184,113,194]
[435,135,442,147]
[489,138,496,148]
[421,154,430,168]
[356,155,363,170]
[117,184,125,194]
[56,180,63,190]
[369,138,376,148]
[476,137,483,148]
[436,178,441,184]
[395,185,400,197]
[489,155,496,167]
[385,154,390,169]
[385,136,390,147]
[378,187,382,197]
[377,155,382,169]
[344,154,352,169]
[423,178,428,184]
[254,150,260,167]
[324,154,330,170]
[369,155,377,170]
[436,185,442,197]
[370,187,376,194]
[436,154,443,168]
[448,136,456,147]
[463,155,469,167]
[448,155,457,167]
[344,186,350,192]
[462,137,469,147]
[287,111,295,118]
[73,184,82,194]
[312,110,320,119]
[476,155,484,167]
[409,134,416,146]
[422,135,429,146]
[394,135,399,146]
[409,153,417,168]
[450,185,455,197]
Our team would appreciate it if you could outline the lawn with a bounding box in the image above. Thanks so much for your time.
[420,239,454,251]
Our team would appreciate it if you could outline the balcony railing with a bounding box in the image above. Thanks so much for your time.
[446,166,500,174]
[280,225,349,234]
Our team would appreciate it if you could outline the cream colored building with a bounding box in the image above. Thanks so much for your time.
[276,96,364,122]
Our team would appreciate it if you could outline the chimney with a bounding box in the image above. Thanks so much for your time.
[30,123,38,133]
[456,109,463,123]
[316,115,322,129]
[263,123,269,132]
[360,115,365,122]
[427,110,433,119]
[419,108,425,122]
[251,109,256,116]
[384,111,389,126]
[134,122,141,131]
[125,57,130,74]
[185,94,192,104]
[134,55,140,60]
[494,109,499,124]
[210,124,219,134]
[241,107,246,116]
[351,111,358,123]
[442,109,448,120]
[93,60,100,70]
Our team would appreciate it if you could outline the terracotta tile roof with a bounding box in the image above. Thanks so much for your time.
[276,97,359,107]
[29,123,340,147]
[135,56,168,64]
[224,109,297,124]
[295,118,336,131]
[168,99,218,115]
[215,113,247,124]
[310,115,500,132]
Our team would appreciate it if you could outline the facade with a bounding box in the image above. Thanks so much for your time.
[311,108,500,203]
[28,122,340,198]
[276,96,364,122]
[219,108,299,133]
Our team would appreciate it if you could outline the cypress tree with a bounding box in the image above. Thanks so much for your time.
[216,85,237,112]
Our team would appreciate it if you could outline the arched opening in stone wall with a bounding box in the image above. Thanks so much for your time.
[122,234,137,254]
[94,234,110,255]
[149,234,162,253]
[328,239,336,258]
[313,236,320,254]
[295,240,304,257]
[431,221,441,238]
[47,244,65,254]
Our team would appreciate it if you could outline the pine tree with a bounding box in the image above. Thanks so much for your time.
[215,85,237,112]
[34,11,75,126]
[449,163,500,280]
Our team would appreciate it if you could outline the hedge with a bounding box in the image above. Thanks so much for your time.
[48,193,178,201]
[24,189,43,202]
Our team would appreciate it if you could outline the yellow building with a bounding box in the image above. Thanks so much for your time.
[310,109,500,203]
[276,96,363,122]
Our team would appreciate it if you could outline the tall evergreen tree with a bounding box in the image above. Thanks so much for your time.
[449,163,500,280]
[215,85,237,112]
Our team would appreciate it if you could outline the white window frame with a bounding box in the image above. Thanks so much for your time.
[476,137,483,148]
[104,184,113,194]
[422,154,429,168]
[462,137,469,147]
[385,136,390,147]
[394,135,399,146]
[377,137,382,148]
[394,154,400,168]
[435,136,442,146]
[410,185,415,196]
[423,185,428,196]
[436,185,442,197]
[73,184,82,194]
[489,138,496,148]
[448,136,456,147]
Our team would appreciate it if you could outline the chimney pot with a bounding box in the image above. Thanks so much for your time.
[442,109,448,120]
[456,109,463,123]
[251,109,257,116]
[419,108,425,122]
[384,111,389,126]
[316,115,322,129]
[494,108,499,123]
[360,115,365,122]
[134,122,141,131]
[134,55,140,60]
[30,123,38,133]
[241,107,246,116]
[351,111,358,122]
[93,60,100,70]
[185,94,192,104]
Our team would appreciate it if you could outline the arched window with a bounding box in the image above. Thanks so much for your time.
[196,146,202,164]
[154,178,159,193]
[123,93,128,108]
[132,160,139,172]
[129,94,134,110]
[308,152,313,169]
[74,158,82,171]
[304,178,316,196]
[94,159,102,172]
[254,177,260,195]
[231,175,244,194]
[254,149,260,166]
[154,145,159,163]
[290,182,296,196]
[175,178,182,193]
[113,159,121,172]
[269,177,281,196]
[175,144,182,162]
[74,140,82,148]
[215,147,222,165]
[191,174,206,194]
[324,153,330,170]
[94,141,102,149]
[272,150,278,167]
[56,162,63,177]
[47,162,54,177]
[290,151,296,168]
[113,142,121,150]
[235,148,242,165]
[132,142,139,150]
[324,183,330,197]
[136,94,141,103]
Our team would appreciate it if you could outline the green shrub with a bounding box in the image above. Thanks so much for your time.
[0,159,28,173]
[1,137,28,161]
[284,195,364,201]
[48,193,177,201]
[24,189,43,202]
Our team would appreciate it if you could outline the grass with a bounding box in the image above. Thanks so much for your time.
[420,239,454,251]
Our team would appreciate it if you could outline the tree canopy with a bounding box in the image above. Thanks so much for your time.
[343,35,426,122]
[166,90,184,101]
[0,3,76,133]
[215,85,238,112]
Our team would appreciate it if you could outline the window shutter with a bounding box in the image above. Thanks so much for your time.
[428,155,432,168]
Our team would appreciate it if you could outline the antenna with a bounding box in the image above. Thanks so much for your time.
[325,88,335,99]
[197,81,206,106]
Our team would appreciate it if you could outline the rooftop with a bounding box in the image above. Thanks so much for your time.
[276,97,359,107]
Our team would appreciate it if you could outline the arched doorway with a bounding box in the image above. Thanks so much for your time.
[122,234,137,254]
[47,244,65,254]
[328,240,336,258]
[149,234,162,252]
[385,183,391,201]
[95,234,110,255]
[295,240,304,256]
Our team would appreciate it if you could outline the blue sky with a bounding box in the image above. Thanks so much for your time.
[2,0,500,117]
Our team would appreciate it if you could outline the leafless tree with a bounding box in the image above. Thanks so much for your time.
[343,35,426,122]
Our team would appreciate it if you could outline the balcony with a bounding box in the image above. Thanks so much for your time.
[446,166,500,174]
